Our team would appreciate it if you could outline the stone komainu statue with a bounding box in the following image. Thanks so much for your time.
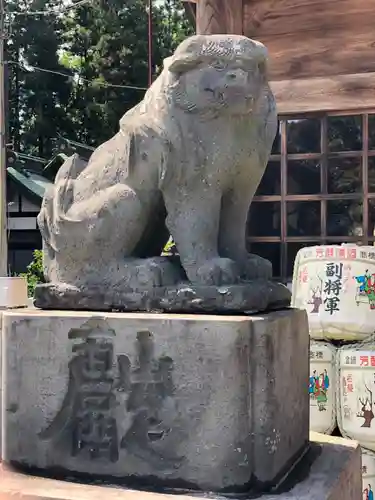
[38,35,277,292]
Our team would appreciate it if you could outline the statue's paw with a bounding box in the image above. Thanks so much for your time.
[134,257,183,288]
[240,254,272,280]
[135,261,163,287]
[196,257,240,286]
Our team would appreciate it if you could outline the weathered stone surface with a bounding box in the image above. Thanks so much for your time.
[0,433,362,499]
[37,34,278,306]
[34,279,291,313]
[2,308,308,493]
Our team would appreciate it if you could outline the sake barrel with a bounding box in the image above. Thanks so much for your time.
[337,345,375,450]
[292,244,375,341]
[362,448,375,499]
[309,341,336,434]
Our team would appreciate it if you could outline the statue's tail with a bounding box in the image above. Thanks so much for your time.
[37,154,88,280]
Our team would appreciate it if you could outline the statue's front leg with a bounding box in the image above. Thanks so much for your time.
[219,182,272,280]
[162,185,240,286]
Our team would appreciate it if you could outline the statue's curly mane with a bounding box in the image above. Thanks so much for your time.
[117,35,275,190]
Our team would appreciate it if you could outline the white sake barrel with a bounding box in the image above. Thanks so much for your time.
[309,341,336,434]
[361,448,375,499]
[292,244,375,341]
[362,448,375,500]
[338,344,375,450]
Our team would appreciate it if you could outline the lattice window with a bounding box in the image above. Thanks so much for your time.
[248,113,375,282]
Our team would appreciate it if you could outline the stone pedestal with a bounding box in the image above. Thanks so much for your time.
[0,433,362,500]
[0,278,29,458]
[1,308,309,493]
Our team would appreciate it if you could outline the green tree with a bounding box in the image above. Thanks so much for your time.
[60,0,193,146]
[158,0,194,57]
[7,0,193,155]
[7,0,74,157]
[19,249,45,296]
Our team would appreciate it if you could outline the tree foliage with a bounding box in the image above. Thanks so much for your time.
[7,0,73,155]
[19,249,45,296]
[7,0,193,154]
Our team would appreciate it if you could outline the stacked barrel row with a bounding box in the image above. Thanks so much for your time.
[292,244,375,497]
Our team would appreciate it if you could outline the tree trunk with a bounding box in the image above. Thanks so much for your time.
[196,0,243,35]
[361,409,374,428]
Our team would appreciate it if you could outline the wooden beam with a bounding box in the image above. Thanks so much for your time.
[243,0,375,81]
[243,0,375,38]
[182,1,196,26]
[260,27,375,81]
[271,72,375,115]
[196,0,243,35]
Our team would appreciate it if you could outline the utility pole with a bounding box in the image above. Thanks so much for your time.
[147,0,153,87]
[0,0,7,276]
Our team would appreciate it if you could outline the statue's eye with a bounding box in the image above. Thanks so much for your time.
[211,60,226,71]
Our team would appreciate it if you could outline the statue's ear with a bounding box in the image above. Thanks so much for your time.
[122,130,137,178]
[167,54,202,74]
[257,59,268,82]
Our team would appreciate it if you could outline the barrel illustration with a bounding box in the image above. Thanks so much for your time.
[362,447,375,500]
[292,244,375,341]
[338,345,375,451]
[309,340,336,434]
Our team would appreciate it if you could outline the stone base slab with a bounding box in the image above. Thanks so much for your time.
[33,280,291,314]
[0,433,362,500]
[2,308,307,493]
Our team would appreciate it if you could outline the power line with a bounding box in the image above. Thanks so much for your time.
[7,60,148,91]
[13,0,93,17]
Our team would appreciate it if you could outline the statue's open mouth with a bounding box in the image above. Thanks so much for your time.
[148,429,166,441]
[216,87,253,101]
